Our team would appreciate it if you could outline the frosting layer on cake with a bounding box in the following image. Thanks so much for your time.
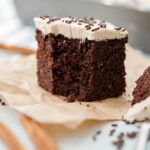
[34,16,128,41]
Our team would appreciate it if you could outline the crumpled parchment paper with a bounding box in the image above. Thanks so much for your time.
[0,45,149,128]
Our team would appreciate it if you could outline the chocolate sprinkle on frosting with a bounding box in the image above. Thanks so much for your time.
[115,27,122,31]
[85,25,91,30]
[92,27,100,32]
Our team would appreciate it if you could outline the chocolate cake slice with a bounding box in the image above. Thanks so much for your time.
[132,66,150,105]
[34,16,128,102]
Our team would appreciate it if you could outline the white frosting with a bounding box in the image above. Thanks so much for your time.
[124,97,150,122]
[34,17,128,41]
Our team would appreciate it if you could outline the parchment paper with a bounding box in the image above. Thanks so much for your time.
[0,45,149,128]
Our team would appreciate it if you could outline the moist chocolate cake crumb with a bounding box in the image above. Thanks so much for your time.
[36,29,127,102]
[126,132,137,139]
[132,66,150,105]
[113,133,124,150]
[109,129,116,136]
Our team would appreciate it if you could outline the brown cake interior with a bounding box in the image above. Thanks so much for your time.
[132,66,150,105]
[36,29,127,102]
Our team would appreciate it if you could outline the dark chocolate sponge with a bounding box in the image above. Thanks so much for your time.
[36,29,127,102]
[132,66,150,105]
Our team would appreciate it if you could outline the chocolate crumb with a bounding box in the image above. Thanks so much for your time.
[109,129,115,136]
[1,102,6,106]
[144,107,147,110]
[126,132,137,139]
[86,104,90,107]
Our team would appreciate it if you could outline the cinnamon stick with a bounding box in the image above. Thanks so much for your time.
[21,115,58,150]
[0,43,35,55]
[0,122,25,150]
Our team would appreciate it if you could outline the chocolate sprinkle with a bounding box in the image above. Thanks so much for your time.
[115,27,122,31]
[92,130,101,142]
[92,27,100,32]
[38,16,128,35]
[113,139,124,150]
[113,132,124,150]
[109,129,116,136]
[126,132,137,139]
[111,124,118,127]
[85,25,91,30]
[96,130,101,135]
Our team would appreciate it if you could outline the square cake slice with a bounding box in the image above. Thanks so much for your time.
[34,16,128,102]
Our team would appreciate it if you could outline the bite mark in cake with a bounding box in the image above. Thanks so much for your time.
[34,16,128,102]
